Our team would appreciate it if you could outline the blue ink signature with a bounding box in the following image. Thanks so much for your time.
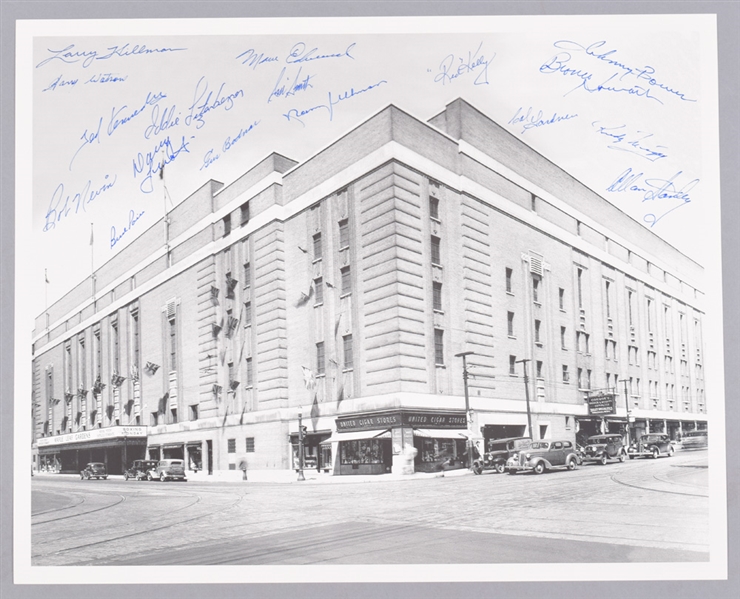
[431,42,494,86]
[283,79,388,126]
[70,91,166,170]
[236,49,279,69]
[185,76,244,130]
[200,120,261,171]
[110,209,145,249]
[36,43,187,69]
[43,175,117,233]
[42,74,79,92]
[508,106,577,134]
[592,122,667,162]
[144,104,181,139]
[268,66,315,103]
[85,73,128,85]
[132,135,192,193]
[605,168,698,227]
[286,42,356,64]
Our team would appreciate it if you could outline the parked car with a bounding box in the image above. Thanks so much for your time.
[80,462,108,480]
[472,437,532,474]
[582,434,627,465]
[682,430,708,450]
[150,459,187,482]
[506,439,581,474]
[124,459,159,480]
[628,434,675,459]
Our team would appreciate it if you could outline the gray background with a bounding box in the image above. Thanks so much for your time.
[1,1,737,598]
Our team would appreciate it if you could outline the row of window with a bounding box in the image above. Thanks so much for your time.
[315,335,353,375]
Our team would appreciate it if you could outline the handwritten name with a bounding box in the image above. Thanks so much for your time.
[43,175,117,233]
[42,74,78,92]
[283,79,388,126]
[110,209,145,249]
[286,42,356,64]
[268,66,315,103]
[132,135,192,193]
[36,43,187,69]
[85,72,128,85]
[508,106,578,134]
[236,49,279,69]
[200,120,261,171]
[185,76,244,130]
[432,42,494,86]
[592,122,668,162]
[144,104,181,139]
[606,168,698,227]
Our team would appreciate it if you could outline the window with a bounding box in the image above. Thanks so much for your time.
[605,280,611,317]
[506,268,513,293]
[577,268,583,308]
[244,302,252,327]
[240,201,250,226]
[65,343,72,392]
[338,218,349,249]
[225,271,235,299]
[559,288,565,310]
[531,194,537,211]
[246,357,253,387]
[228,361,234,386]
[532,277,540,303]
[131,310,140,371]
[169,316,177,370]
[111,320,119,373]
[190,404,198,421]
[648,350,657,369]
[587,369,592,389]
[79,336,86,388]
[243,262,251,287]
[433,281,442,311]
[562,365,570,383]
[228,438,236,453]
[170,408,178,424]
[316,342,325,375]
[647,298,653,331]
[507,312,515,337]
[509,355,517,375]
[534,319,542,344]
[577,331,590,353]
[627,290,634,326]
[434,329,444,365]
[246,437,255,453]
[536,360,543,378]
[150,411,159,427]
[343,335,353,370]
[314,277,324,305]
[313,233,322,261]
[561,326,567,349]
[223,214,231,237]
[340,266,351,295]
[94,328,101,379]
[431,236,441,265]
[578,368,584,388]
[429,195,440,219]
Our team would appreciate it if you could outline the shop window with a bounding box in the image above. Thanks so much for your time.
[190,404,198,421]
[340,439,384,465]
[246,437,255,453]
[188,446,202,471]
[227,438,236,453]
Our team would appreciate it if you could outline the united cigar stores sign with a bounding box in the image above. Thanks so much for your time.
[36,425,147,447]
[336,410,467,432]
[586,392,617,416]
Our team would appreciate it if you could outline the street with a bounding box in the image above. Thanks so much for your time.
[31,449,709,565]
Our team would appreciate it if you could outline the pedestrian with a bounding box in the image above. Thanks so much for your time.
[239,458,248,481]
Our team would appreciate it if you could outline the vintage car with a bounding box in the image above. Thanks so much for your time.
[506,439,581,474]
[124,459,159,480]
[472,437,531,474]
[80,462,108,480]
[628,434,675,459]
[582,434,627,465]
[150,459,187,482]
[682,430,708,450]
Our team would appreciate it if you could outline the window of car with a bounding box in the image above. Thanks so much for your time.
[552,442,563,449]
[563,441,572,448]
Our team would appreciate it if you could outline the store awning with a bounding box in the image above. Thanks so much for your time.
[413,429,468,439]
[320,429,391,444]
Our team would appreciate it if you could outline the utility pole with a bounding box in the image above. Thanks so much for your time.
[516,358,534,440]
[454,351,474,469]
[297,412,306,481]
[618,378,632,445]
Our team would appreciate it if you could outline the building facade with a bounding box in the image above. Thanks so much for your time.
[31,99,708,476]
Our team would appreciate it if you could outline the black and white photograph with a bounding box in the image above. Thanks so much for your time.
[10,10,730,587]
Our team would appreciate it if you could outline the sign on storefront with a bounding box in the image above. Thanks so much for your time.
[36,425,147,447]
[336,410,467,432]
[586,392,616,416]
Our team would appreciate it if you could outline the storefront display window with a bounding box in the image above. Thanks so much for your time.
[340,439,383,465]
[420,439,456,462]
[188,445,202,471]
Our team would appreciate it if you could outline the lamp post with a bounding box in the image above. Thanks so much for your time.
[297,412,306,481]
[618,378,632,445]
[515,359,534,440]
[454,351,474,469]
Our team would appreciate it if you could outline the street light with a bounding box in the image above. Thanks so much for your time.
[297,412,306,481]
[515,359,534,440]
[454,351,474,469]
[618,379,632,445]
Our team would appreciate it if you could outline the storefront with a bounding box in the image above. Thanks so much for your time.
[36,426,147,475]
[290,430,332,472]
[325,409,468,475]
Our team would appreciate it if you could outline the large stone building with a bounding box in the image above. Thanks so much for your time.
[31,99,708,476]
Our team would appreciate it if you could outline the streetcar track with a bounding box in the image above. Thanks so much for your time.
[32,493,86,517]
[609,474,708,497]
[32,494,127,525]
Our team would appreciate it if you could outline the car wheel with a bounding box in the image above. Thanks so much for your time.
[472,462,482,475]
[124,473,129,480]
[652,447,660,459]
[147,472,153,481]
[567,457,577,470]
[533,462,545,475]
[600,454,607,465]
[160,472,167,482]
[619,452,626,463]
[669,446,675,457]
[494,463,505,474]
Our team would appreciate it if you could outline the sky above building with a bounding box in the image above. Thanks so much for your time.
[21,15,718,321]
